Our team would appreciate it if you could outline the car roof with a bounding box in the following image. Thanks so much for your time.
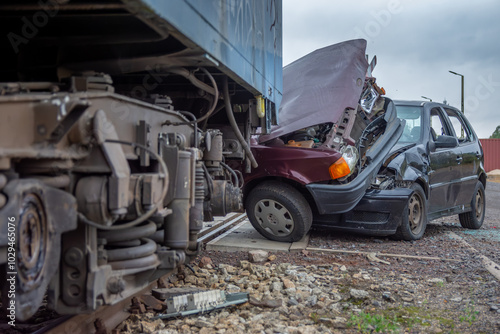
[394,100,459,110]
[393,100,426,107]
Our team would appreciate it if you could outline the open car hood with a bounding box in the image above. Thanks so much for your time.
[259,39,369,143]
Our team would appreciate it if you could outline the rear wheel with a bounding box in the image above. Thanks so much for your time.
[459,182,485,229]
[245,182,312,242]
[394,183,427,241]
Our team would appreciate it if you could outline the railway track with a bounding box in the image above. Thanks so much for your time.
[197,213,248,244]
[8,213,247,334]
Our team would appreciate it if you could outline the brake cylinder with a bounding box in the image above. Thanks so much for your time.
[163,151,192,250]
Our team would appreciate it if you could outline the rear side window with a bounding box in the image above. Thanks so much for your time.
[444,108,473,143]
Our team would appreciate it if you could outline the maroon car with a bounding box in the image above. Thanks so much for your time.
[239,39,404,242]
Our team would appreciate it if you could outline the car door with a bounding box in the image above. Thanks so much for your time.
[442,108,480,207]
[427,107,461,214]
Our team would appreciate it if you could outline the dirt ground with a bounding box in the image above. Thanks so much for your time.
[3,182,499,333]
[194,181,500,333]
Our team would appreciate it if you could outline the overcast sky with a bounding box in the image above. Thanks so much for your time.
[282,0,500,138]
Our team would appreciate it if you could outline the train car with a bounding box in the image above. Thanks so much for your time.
[0,0,282,320]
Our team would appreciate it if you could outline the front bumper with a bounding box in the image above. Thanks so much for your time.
[313,188,413,235]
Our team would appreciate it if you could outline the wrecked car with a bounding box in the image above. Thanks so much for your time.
[358,100,486,240]
[236,39,405,242]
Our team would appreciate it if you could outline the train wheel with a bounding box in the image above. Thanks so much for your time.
[2,179,77,321]
[17,193,48,293]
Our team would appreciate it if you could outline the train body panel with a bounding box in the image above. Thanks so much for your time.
[139,0,283,108]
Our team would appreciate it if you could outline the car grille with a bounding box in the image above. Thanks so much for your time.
[347,211,390,224]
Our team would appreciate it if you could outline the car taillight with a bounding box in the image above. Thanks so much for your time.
[329,145,359,180]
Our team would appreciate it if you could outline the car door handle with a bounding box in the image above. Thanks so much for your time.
[456,156,463,164]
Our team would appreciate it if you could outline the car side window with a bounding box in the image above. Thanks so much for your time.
[430,108,448,140]
[396,106,423,143]
[444,108,472,143]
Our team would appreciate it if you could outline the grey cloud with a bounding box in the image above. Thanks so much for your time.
[283,0,500,138]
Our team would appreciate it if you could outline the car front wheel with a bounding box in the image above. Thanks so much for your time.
[245,182,312,242]
[459,181,485,229]
[394,183,428,241]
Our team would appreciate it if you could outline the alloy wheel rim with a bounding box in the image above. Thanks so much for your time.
[254,199,294,237]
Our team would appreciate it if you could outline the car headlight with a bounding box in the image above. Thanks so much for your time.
[328,145,359,180]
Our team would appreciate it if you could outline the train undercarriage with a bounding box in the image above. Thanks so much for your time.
[0,0,282,320]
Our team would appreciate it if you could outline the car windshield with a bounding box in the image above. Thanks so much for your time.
[396,106,423,143]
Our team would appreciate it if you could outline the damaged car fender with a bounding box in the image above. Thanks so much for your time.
[246,144,343,186]
[307,99,404,214]
[382,143,431,196]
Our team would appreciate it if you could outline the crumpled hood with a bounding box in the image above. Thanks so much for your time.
[259,39,369,143]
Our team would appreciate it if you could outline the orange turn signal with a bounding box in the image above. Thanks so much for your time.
[329,157,351,180]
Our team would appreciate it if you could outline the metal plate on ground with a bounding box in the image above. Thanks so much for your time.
[206,218,309,252]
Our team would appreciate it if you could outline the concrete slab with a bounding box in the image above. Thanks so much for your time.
[206,217,309,252]
[289,235,310,252]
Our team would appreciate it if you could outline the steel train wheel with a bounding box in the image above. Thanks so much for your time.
[17,194,48,292]
[6,191,51,321]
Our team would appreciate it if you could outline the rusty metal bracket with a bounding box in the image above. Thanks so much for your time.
[34,97,90,143]
[323,108,357,150]
[93,110,130,214]
[136,120,151,167]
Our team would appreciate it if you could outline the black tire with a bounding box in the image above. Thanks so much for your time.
[245,181,312,242]
[459,182,485,229]
[394,183,428,241]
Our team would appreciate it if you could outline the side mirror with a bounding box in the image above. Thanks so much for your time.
[434,135,458,149]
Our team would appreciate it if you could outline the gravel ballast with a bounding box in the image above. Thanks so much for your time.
[120,182,500,333]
